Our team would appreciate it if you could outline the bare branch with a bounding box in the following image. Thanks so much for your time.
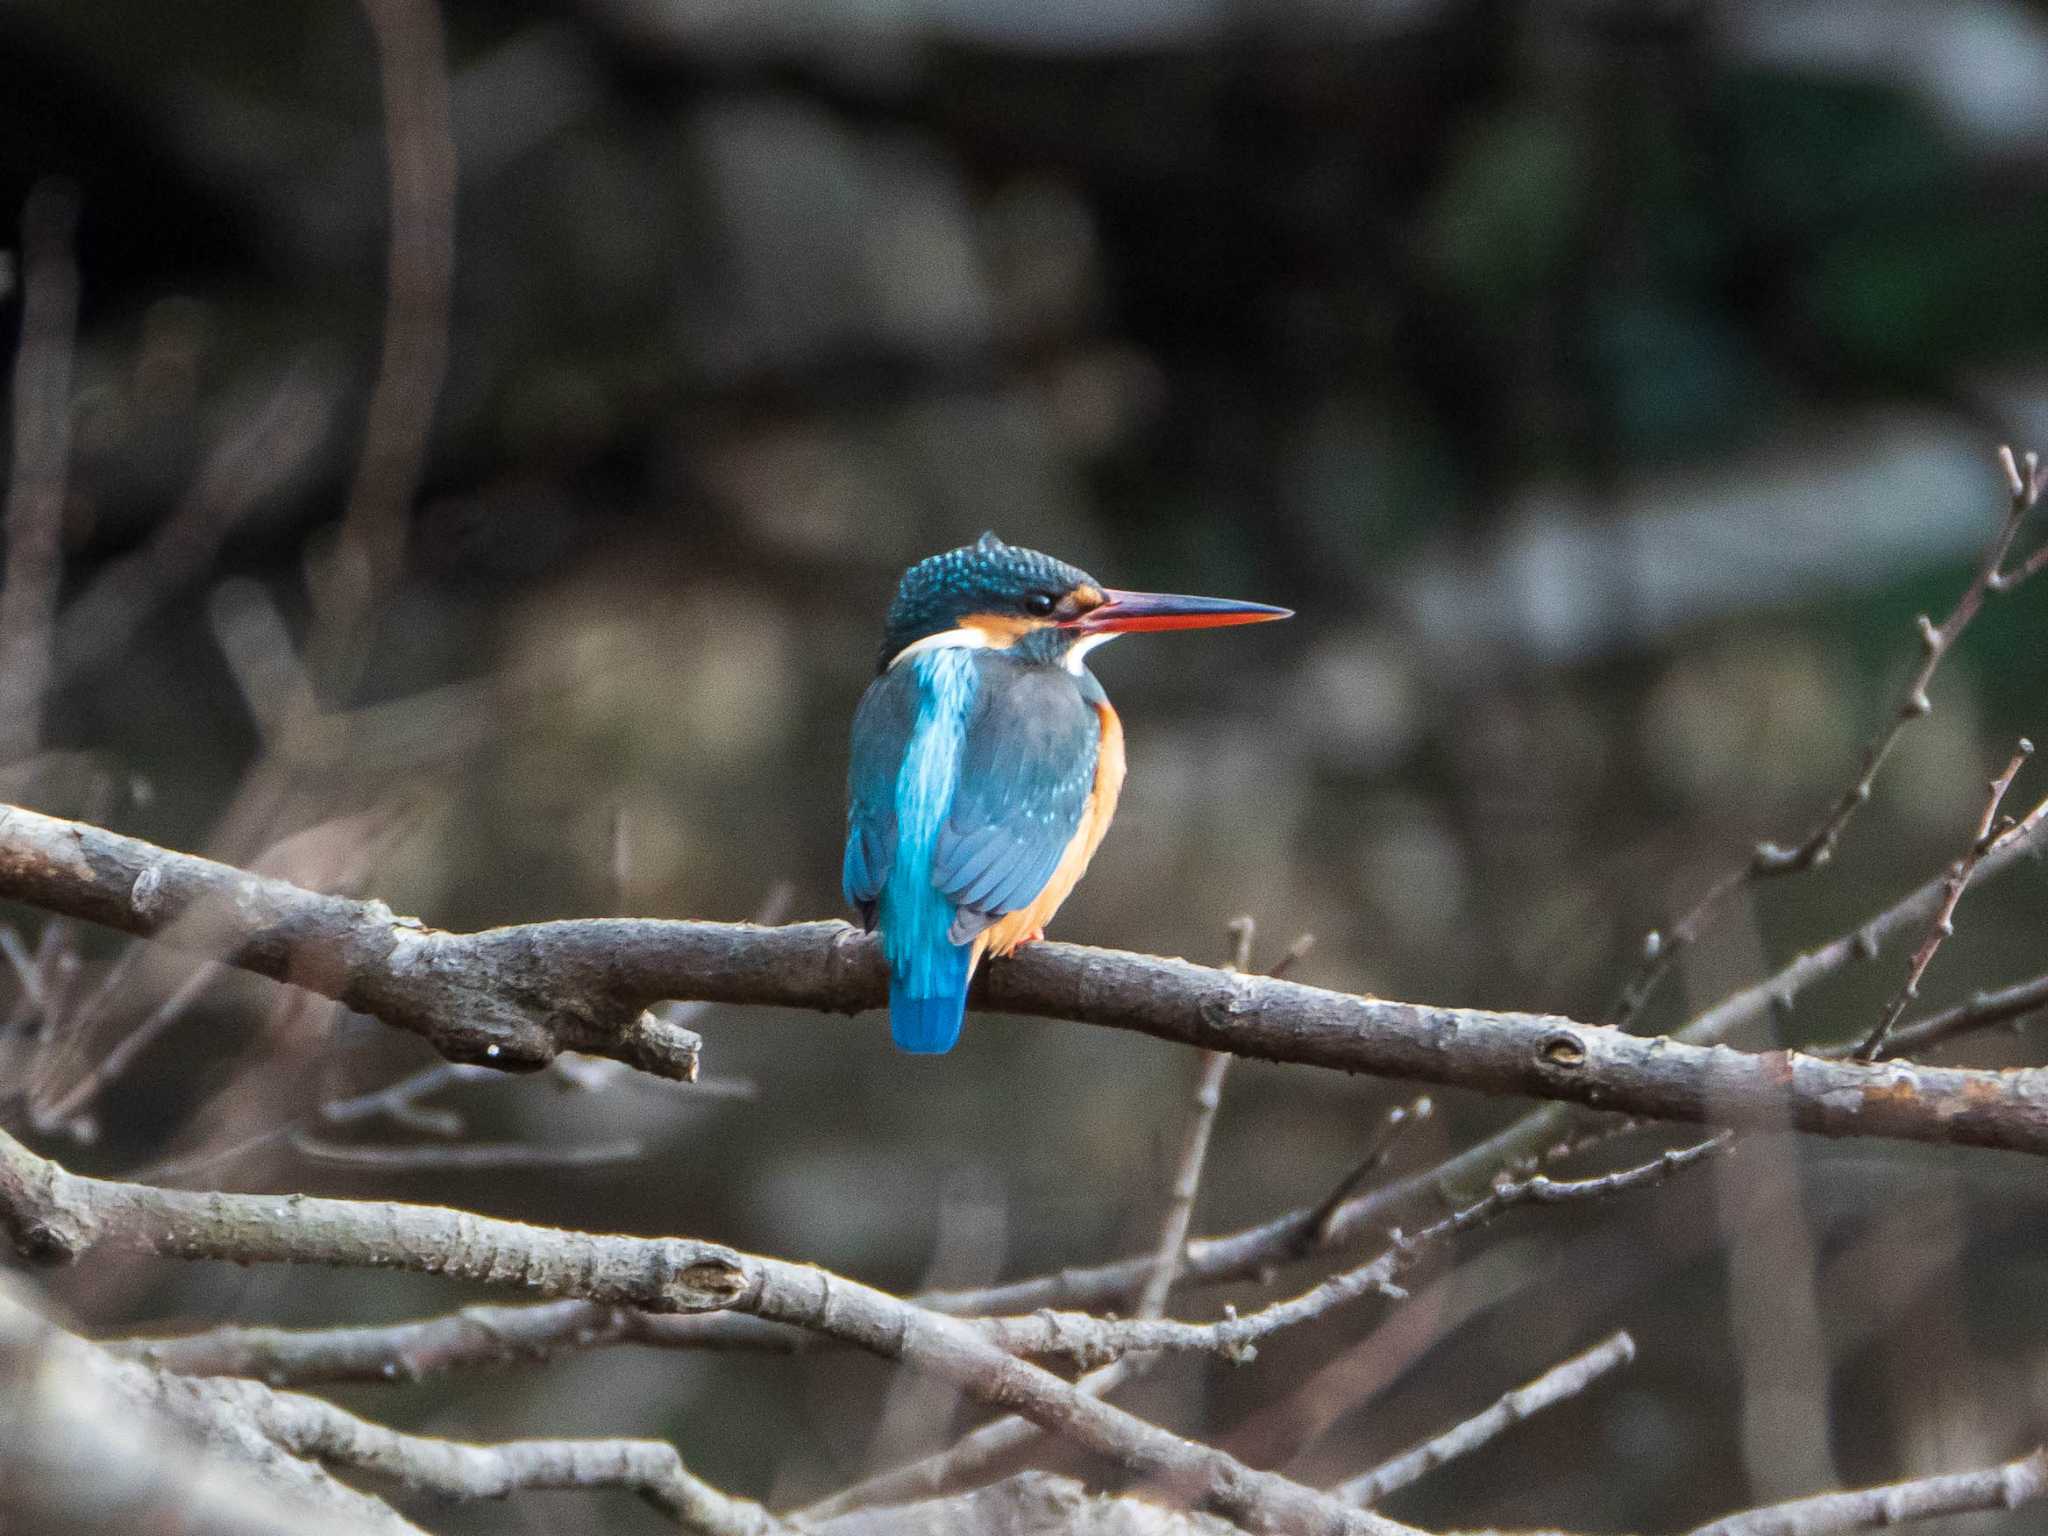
[21,1282,1246,1536]
[1136,912,1252,1321]
[1299,1097,1433,1256]
[978,1137,1721,1366]
[4,807,2048,1160]
[1608,445,2048,1028]
[285,1130,645,1171]
[1681,1445,2048,1536]
[0,803,705,1078]
[318,1060,481,1137]
[1858,740,2034,1059]
[0,1280,422,1535]
[112,1301,805,1386]
[0,1126,1422,1536]
[0,181,81,764]
[152,1134,1709,1414]
[1334,1331,1635,1505]
[181,1368,789,1535]
[1867,970,2048,1061]
[0,1125,749,1312]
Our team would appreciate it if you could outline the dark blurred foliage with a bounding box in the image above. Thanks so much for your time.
[9,1,2048,1532]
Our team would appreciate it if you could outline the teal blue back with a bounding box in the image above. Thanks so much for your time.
[845,645,1102,1054]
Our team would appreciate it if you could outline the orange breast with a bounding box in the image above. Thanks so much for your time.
[976,702,1126,961]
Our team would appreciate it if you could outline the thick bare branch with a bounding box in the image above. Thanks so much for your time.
[4,805,2047,1158]
[0,1127,749,1311]
[1334,1331,1635,1505]
[1682,1446,2048,1536]
[0,1127,1421,1536]
[0,802,705,1077]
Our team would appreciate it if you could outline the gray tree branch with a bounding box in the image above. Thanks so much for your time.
[3,803,2047,1160]
[1334,1331,1635,1506]
[1681,1446,2048,1535]
[175,1368,786,1535]
[0,1126,1422,1536]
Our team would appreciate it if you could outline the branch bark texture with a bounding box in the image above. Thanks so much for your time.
[4,805,2047,1160]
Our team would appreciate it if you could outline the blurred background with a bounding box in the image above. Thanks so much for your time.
[7,0,2048,1531]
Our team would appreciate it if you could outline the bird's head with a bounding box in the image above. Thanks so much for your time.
[879,532,1290,673]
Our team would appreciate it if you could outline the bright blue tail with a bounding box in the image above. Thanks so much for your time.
[890,989,967,1054]
[889,943,973,1054]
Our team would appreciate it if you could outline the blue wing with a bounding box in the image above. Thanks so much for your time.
[933,658,1100,940]
[844,650,1098,1053]
[843,663,919,928]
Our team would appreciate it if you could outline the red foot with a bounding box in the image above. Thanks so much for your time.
[1019,926,1046,945]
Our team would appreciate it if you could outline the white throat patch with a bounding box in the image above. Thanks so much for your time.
[1064,631,1119,673]
[887,625,1119,674]
[887,627,991,670]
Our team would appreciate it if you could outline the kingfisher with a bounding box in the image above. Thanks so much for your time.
[844,532,1290,1053]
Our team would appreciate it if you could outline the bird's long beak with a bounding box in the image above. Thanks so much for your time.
[1069,588,1293,634]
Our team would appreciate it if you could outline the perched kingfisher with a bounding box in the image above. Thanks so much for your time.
[844,532,1290,1053]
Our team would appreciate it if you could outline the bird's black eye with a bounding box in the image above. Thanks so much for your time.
[1024,591,1058,617]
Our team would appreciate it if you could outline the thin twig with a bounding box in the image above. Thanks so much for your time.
[286,1131,644,1172]
[1680,1444,2048,1536]
[1300,1098,1434,1256]
[970,1135,1726,1366]
[1866,970,2048,1061]
[0,180,80,764]
[29,960,223,1131]
[1135,914,1254,1321]
[320,1060,483,1137]
[1858,740,2033,1059]
[1607,445,2048,1029]
[1334,1331,1636,1505]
